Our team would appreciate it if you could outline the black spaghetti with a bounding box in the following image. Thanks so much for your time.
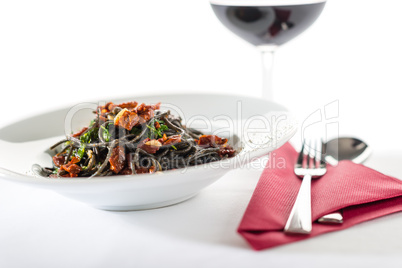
[38,101,236,178]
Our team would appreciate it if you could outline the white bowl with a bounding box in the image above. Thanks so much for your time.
[0,93,296,210]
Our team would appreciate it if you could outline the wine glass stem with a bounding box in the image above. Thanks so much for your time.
[260,46,277,101]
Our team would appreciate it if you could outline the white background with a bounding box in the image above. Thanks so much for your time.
[1,0,402,150]
[1,1,402,267]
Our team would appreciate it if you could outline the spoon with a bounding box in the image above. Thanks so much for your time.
[325,137,371,166]
[318,137,371,224]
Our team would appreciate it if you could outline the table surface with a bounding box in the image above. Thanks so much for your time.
[1,150,402,268]
[2,0,402,267]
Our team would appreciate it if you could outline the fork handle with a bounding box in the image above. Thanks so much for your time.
[284,174,312,234]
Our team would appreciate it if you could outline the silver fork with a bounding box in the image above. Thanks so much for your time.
[284,140,327,234]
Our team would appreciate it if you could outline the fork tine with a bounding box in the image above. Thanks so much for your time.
[320,139,327,168]
[296,139,306,167]
[312,140,318,168]
[306,140,312,168]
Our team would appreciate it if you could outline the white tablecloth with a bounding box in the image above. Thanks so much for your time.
[1,150,402,268]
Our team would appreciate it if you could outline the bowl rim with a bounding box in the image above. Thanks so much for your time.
[0,92,297,189]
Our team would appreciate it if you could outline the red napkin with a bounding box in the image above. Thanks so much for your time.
[238,142,402,250]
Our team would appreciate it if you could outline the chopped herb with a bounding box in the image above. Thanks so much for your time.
[147,125,157,138]
[131,127,142,136]
[52,168,59,174]
[80,135,89,144]
[80,131,91,144]
[147,119,169,138]
[171,145,177,150]
[76,144,86,159]
[160,124,169,132]
[101,125,111,142]
[64,141,72,146]
[79,126,99,144]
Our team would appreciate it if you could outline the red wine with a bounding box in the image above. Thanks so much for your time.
[211,1,326,46]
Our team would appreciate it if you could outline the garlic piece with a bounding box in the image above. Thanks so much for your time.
[114,108,129,125]
[145,140,162,147]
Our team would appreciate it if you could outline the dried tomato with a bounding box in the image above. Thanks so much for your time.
[121,163,153,175]
[71,127,88,138]
[163,135,182,146]
[198,135,228,148]
[157,133,168,144]
[109,146,126,174]
[60,172,79,178]
[114,109,140,131]
[105,102,114,111]
[135,167,150,174]
[119,167,133,175]
[61,164,81,175]
[70,157,81,164]
[98,115,108,123]
[149,166,156,173]
[109,101,138,111]
[97,102,113,113]
[136,102,160,111]
[52,155,65,167]
[154,121,161,129]
[60,157,82,177]
[218,145,236,158]
[134,103,145,112]
[134,103,160,124]
[138,138,160,154]
[151,102,161,110]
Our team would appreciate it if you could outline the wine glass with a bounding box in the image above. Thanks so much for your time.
[210,0,327,100]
